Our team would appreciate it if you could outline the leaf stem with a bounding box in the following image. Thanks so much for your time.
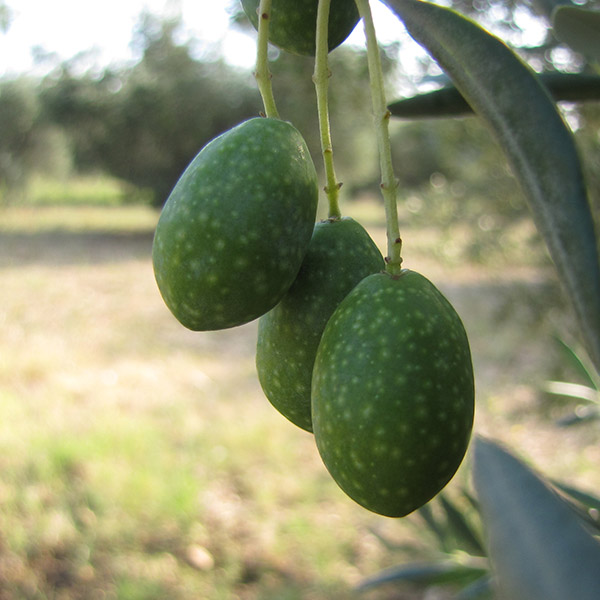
[313,0,342,219]
[355,0,402,274]
[255,0,279,119]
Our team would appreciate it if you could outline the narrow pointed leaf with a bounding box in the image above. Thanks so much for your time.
[552,480,600,513]
[553,336,600,390]
[543,380,599,402]
[367,526,416,552]
[389,73,600,119]
[384,0,600,373]
[455,575,495,600]
[462,488,480,513]
[389,84,471,118]
[417,502,452,552]
[473,437,600,600]
[356,560,488,591]
[552,5,600,61]
[550,483,600,533]
[438,494,486,557]
[550,480,600,533]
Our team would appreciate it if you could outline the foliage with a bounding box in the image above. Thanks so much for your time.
[3,0,596,230]
[385,0,600,256]
[359,472,600,599]
[356,0,600,596]
[544,339,600,427]
[386,0,600,371]
[26,174,146,207]
[0,78,39,197]
[0,77,68,200]
[389,116,525,223]
[31,10,395,208]
[1,0,600,595]
[389,73,600,119]
[472,438,600,600]
[39,13,261,206]
[0,0,11,33]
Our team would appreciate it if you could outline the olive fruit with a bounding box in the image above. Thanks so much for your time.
[312,270,474,517]
[152,117,318,331]
[256,217,384,432]
[241,0,360,56]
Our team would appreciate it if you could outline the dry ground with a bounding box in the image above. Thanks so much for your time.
[0,202,597,599]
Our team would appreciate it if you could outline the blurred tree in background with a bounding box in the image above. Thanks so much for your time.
[0,77,72,200]
[39,12,261,205]
[381,0,600,261]
[0,0,598,238]
[0,0,11,34]
[267,43,400,199]
[0,78,41,197]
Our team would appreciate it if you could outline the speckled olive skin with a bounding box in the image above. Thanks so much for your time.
[312,270,474,518]
[241,0,360,56]
[152,117,318,331]
[256,217,384,432]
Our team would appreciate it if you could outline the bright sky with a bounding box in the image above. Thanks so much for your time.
[0,0,406,78]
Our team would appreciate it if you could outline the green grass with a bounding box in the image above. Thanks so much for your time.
[25,174,152,207]
[0,200,398,599]
[0,192,597,600]
[0,202,159,233]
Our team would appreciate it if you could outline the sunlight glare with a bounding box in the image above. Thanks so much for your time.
[0,0,408,77]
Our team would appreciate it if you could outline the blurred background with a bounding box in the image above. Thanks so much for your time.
[0,0,599,598]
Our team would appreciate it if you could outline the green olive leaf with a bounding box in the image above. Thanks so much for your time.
[388,73,600,119]
[389,83,472,118]
[383,0,600,373]
[473,437,600,600]
[552,5,600,62]
[438,494,486,557]
[356,559,489,591]
[532,0,572,21]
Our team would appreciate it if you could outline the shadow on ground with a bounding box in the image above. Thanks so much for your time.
[0,229,155,267]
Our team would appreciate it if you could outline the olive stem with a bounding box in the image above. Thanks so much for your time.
[354,0,402,274]
[255,0,280,119]
[313,0,342,219]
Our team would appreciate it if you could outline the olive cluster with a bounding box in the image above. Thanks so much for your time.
[152,0,474,518]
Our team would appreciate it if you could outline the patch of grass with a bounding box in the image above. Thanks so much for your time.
[0,205,396,598]
[116,578,173,600]
[0,202,597,599]
[0,203,159,234]
[25,174,152,207]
